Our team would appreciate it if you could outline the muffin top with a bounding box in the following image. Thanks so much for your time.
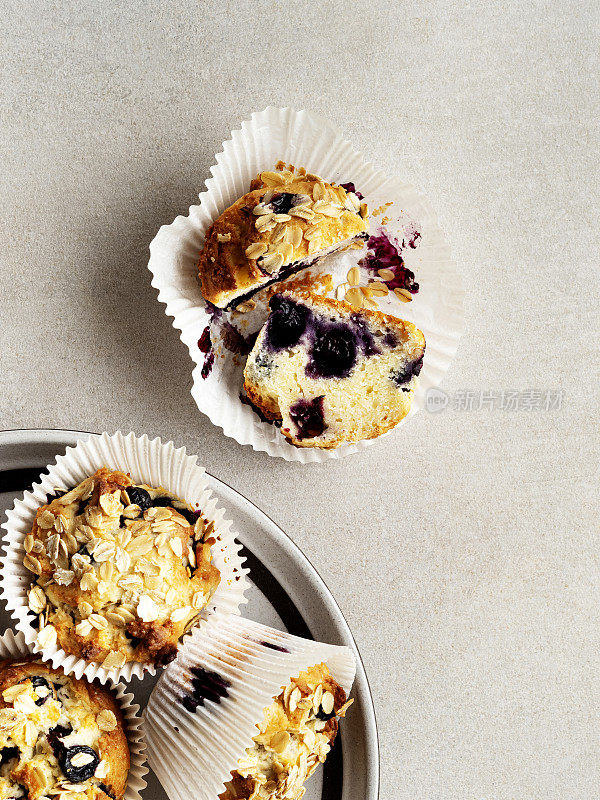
[219,663,352,800]
[23,467,221,668]
[198,160,369,309]
[0,657,129,800]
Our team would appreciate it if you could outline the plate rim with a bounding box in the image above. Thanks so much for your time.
[0,427,380,799]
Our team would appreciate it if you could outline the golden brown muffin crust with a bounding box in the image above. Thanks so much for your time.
[24,467,221,669]
[219,663,352,800]
[198,162,368,309]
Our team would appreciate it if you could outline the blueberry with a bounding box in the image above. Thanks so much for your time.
[126,487,152,512]
[76,499,89,516]
[178,508,201,526]
[289,396,326,440]
[340,182,364,200]
[268,192,296,214]
[0,746,19,765]
[316,708,337,722]
[58,745,99,782]
[47,723,73,759]
[49,723,73,740]
[98,784,116,799]
[266,295,308,350]
[30,676,52,706]
[45,490,67,504]
[151,496,174,507]
[308,325,357,378]
[123,630,142,649]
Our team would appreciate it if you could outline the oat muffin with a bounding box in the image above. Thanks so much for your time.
[244,291,426,448]
[23,467,221,669]
[198,161,369,309]
[0,656,129,800]
[219,664,352,800]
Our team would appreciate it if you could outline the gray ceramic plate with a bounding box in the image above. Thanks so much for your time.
[0,429,379,800]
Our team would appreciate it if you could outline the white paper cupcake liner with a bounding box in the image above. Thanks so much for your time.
[0,628,148,800]
[143,614,356,800]
[148,105,464,462]
[0,431,249,684]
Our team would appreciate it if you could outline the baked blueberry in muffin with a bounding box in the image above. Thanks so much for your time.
[23,468,221,669]
[198,161,369,309]
[219,663,352,800]
[0,657,129,800]
[243,292,426,448]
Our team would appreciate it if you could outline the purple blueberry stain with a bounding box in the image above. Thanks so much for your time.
[198,326,211,353]
[200,351,214,379]
[405,221,421,249]
[350,313,381,358]
[361,230,419,294]
[180,666,231,713]
[220,321,259,356]
[260,640,290,653]
[289,396,326,440]
[390,354,424,387]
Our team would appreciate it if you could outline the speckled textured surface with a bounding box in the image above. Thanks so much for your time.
[1,1,599,797]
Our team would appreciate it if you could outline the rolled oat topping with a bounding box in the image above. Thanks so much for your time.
[23,468,221,668]
[219,663,352,800]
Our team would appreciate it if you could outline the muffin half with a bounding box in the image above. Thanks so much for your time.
[244,292,426,448]
[198,162,369,309]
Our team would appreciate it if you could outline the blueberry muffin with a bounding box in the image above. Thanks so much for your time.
[219,664,352,800]
[0,656,129,800]
[198,161,369,309]
[23,468,221,669]
[244,292,426,448]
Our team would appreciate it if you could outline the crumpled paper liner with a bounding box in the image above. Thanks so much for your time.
[0,431,249,684]
[148,105,464,462]
[143,614,356,800]
[0,628,148,800]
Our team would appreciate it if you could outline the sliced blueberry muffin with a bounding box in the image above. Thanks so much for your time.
[244,292,426,448]
[0,657,129,800]
[219,663,352,800]
[23,468,221,669]
[198,161,369,309]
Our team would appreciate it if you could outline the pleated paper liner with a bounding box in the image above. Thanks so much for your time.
[0,431,249,684]
[0,628,148,800]
[143,614,356,800]
[148,105,464,462]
